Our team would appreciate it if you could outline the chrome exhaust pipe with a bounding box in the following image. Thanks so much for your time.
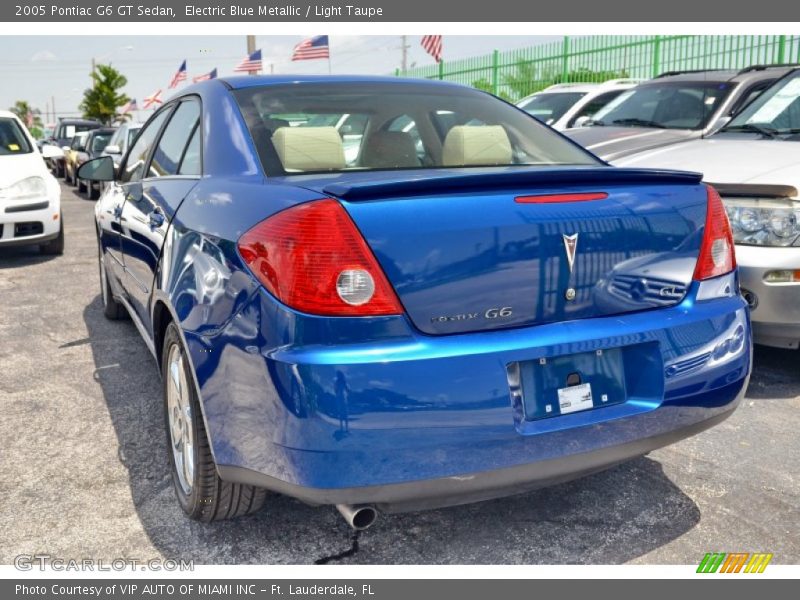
[335,504,378,530]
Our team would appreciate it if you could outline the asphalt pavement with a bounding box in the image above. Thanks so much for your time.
[0,182,798,565]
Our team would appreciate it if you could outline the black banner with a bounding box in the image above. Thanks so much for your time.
[4,579,799,600]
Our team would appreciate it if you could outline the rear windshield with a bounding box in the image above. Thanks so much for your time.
[0,117,33,155]
[590,81,734,130]
[517,92,587,125]
[233,82,600,176]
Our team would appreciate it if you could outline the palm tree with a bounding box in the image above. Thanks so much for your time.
[79,64,130,125]
[9,100,44,137]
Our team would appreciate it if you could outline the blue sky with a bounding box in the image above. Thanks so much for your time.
[0,35,560,125]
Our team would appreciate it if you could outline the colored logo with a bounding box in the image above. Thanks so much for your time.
[697,552,773,573]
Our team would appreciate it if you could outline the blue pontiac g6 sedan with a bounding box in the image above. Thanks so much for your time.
[77,76,751,529]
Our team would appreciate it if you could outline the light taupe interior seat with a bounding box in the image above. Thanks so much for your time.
[272,126,346,171]
[442,125,512,166]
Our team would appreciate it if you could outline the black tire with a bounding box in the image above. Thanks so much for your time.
[39,218,64,255]
[77,179,87,194]
[162,322,268,522]
[89,182,100,200]
[98,244,127,319]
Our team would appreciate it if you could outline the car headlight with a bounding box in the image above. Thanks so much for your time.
[0,176,48,201]
[724,197,800,247]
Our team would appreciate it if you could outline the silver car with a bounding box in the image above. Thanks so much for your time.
[565,66,794,161]
[617,68,800,349]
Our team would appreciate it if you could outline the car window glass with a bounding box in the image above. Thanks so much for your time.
[127,127,141,150]
[91,133,112,155]
[119,109,170,184]
[150,100,201,177]
[591,82,733,129]
[569,90,624,126]
[517,92,587,125]
[0,117,32,155]
[178,124,201,175]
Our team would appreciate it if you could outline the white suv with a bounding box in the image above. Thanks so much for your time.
[0,110,63,254]
[516,79,642,130]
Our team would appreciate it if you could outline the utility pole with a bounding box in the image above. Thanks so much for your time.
[91,57,96,87]
[400,35,410,74]
[52,96,56,124]
[246,35,256,75]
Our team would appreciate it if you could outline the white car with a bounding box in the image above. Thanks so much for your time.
[516,79,642,130]
[0,110,63,254]
[617,68,800,349]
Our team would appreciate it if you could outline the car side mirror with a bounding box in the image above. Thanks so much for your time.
[104,144,121,155]
[77,155,115,182]
[41,144,64,159]
[572,115,593,128]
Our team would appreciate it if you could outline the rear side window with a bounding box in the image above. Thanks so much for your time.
[119,108,171,183]
[178,125,201,175]
[0,118,32,155]
[150,100,201,177]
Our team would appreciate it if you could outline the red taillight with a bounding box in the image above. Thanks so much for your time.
[237,199,403,316]
[515,192,608,204]
[693,185,736,281]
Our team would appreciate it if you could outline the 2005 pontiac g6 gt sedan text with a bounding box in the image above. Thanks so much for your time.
[76,75,752,529]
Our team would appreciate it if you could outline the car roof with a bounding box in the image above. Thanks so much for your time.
[0,110,20,120]
[650,65,800,84]
[217,74,468,91]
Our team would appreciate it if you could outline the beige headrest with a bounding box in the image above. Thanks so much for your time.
[442,125,512,166]
[271,126,346,171]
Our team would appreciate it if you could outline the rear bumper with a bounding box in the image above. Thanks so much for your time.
[737,244,800,349]
[185,280,751,511]
[218,403,739,513]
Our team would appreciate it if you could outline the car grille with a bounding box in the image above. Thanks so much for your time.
[665,352,712,378]
[610,274,687,306]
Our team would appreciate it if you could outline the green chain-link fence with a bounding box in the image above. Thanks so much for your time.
[396,35,800,101]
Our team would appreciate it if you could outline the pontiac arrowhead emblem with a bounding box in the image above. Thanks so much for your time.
[562,233,579,274]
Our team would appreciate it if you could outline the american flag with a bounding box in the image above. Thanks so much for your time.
[119,99,138,114]
[142,90,163,110]
[291,36,330,61]
[169,60,187,89]
[193,68,218,83]
[234,50,263,73]
[421,35,443,63]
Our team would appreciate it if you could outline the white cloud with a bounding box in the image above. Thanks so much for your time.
[30,50,57,62]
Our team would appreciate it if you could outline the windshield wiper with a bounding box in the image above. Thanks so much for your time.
[722,123,780,139]
[611,118,667,129]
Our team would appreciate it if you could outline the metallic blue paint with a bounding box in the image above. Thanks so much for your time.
[94,77,752,511]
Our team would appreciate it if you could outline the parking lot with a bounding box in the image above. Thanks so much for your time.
[0,181,798,565]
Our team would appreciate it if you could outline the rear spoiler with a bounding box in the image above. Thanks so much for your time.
[323,167,703,201]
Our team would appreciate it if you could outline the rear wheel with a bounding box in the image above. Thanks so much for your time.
[162,322,268,521]
[98,244,126,319]
[77,178,87,194]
